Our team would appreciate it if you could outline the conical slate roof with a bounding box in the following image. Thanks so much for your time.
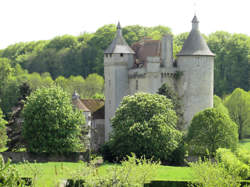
[104,22,135,54]
[177,15,215,56]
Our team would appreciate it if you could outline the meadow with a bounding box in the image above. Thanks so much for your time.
[10,139,250,186]
[14,162,193,186]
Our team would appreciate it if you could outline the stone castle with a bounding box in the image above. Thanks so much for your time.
[104,15,215,141]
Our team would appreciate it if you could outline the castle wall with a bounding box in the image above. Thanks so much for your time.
[128,61,176,96]
[177,56,214,128]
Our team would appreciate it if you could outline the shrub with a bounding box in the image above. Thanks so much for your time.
[216,148,249,179]
[109,92,183,162]
[0,155,25,186]
[0,108,7,149]
[189,157,241,187]
[22,86,87,153]
[71,153,160,187]
[235,148,250,166]
[186,108,238,156]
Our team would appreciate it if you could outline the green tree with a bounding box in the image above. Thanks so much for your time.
[186,108,238,156]
[22,86,87,153]
[0,108,7,149]
[213,95,229,116]
[224,88,250,139]
[110,92,182,162]
[83,73,104,98]
[158,83,184,130]
[45,35,78,50]
[207,32,250,96]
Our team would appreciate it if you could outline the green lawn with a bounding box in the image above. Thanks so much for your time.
[239,139,250,150]
[12,140,250,186]
[14,162,193,187]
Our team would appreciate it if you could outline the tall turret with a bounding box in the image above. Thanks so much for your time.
[177,15,215,128]
[104,22,135,141]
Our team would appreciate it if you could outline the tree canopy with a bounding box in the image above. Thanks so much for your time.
[109,92,182,162]
[186,108,238,156]
[22,86,87,153]
[224,88,250,139]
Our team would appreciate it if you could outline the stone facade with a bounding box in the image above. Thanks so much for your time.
[104,16,215,141]
[72,93,105,151]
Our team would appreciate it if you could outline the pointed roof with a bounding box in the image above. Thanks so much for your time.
[104,22,135,54]
[177,15,215,56]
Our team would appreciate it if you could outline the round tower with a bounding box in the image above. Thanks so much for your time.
[104,22,135,141]
[176,15,215,128]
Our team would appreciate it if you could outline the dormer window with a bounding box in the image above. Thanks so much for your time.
[120,53,123,57]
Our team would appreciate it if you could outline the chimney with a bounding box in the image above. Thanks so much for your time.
[161,34,173,68]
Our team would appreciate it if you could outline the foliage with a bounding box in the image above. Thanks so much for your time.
[157,83,184,130]
[224,88,250,139]
[186,108,238,156]
[22,86,87,153]
[207,32,250,96]
[109,92,182,162]
[189,158,241,187]
[0,25,248,98]
[14,162,193,186]
[235,148,250,166]
[0,55,104,118]
[71,153,160,187]
[213,95,229,115]
[0,155,25,187]
[0,109,7,149]
[216,148,249,179]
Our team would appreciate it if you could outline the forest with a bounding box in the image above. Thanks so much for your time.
[0,24,249,118]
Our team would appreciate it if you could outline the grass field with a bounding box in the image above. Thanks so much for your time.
[239,139,250,150]
[14,162,193,186]
[11,139,250,186]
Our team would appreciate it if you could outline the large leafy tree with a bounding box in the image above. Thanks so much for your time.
[224,88,250,139]
[213,95,229,116]
[186,108,238,156]
[207,32,250,96]
[110,92,182,162]
[0,108,7,149]
[22,86,87,153]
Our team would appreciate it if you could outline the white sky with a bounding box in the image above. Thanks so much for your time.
[0,0,249,49]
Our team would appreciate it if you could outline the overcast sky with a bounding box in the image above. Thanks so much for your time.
[0,0,249,49]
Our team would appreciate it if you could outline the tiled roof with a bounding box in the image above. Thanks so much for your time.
[72,98,90,112]
[81,99,104,113]
[131,38,161,65]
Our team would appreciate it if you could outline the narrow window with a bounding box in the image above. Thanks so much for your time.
[109,54,112,57]
[120,53,123,57]
[136,80,138,90]
[109,80,111,87]
[105,54,108,58]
